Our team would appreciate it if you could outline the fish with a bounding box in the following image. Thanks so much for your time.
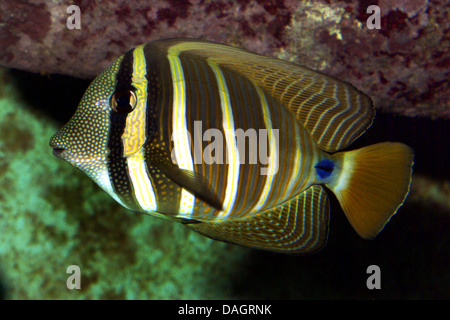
[49,38,414,254]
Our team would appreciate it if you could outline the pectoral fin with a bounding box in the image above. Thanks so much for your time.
[148,146,222,211]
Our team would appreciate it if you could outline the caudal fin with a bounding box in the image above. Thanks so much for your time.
[327,142,414,239]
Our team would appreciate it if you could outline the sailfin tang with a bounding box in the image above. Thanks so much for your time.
[185,185,329,254]
[328,142,414,239]
[162,38,374,152]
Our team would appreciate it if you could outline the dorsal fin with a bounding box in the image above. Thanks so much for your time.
[184,185,330,254]
[158,38,374,152]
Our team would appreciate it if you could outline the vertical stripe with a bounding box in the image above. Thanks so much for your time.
[208,61,240,218]
[291,126,314,193]
[178,54,227,218]
[127,149,157,211]
[251,85,277,212]
[122,44,148,156]
[267,97,289,206]
[124,45,158,212]
[142,42,183,215]
[107,49,139,210]
[282,117,302,200]
[167,53,196,216]
[220,69,266,217]
[93,165,130,210]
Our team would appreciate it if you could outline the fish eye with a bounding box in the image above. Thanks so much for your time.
[111,90,137,114]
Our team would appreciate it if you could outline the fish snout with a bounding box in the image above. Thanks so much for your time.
[52,147,66,157]
[49,134,67,158]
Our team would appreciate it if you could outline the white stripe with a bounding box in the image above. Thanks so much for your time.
[127,149,157,211]
[209,62,240,218]
[91,163,130,210]
[123,45,158,212]
[283,121,302,199]
[167,54,195,216]
[252,86,278,212]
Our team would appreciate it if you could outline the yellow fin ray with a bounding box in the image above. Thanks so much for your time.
[328,142,414,239]
[185,185,330,254]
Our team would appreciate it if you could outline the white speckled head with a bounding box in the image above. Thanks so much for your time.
[49,56,124,200]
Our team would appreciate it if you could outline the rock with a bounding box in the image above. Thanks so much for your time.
[0,0,448,118]
[0,0,298,78]
[282,0,449,118]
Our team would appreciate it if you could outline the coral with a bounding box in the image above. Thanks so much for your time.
[283,0,449,118]
[0,0,448,118]
[0,0,298,78]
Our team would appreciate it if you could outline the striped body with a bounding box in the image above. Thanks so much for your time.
[115,41,322,220]
[50,38,413,254]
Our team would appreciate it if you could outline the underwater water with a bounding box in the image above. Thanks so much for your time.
[0,0,449,300]
[0,67,448,300]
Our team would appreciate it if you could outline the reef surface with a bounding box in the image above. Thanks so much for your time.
[0,0,449,118]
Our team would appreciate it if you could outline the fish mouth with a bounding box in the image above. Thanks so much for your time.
[49,138,66,158]
[52,147,66,157]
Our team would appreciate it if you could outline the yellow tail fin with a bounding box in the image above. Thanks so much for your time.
[327,142,414,239]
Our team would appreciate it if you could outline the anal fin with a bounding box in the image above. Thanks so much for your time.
[185,185,330,254]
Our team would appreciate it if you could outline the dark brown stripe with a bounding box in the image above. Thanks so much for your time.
[107,49,139,210]
[142,42,182,215]
[267,93,290,207]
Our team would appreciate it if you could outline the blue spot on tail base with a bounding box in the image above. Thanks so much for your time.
[315,159,335,180]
